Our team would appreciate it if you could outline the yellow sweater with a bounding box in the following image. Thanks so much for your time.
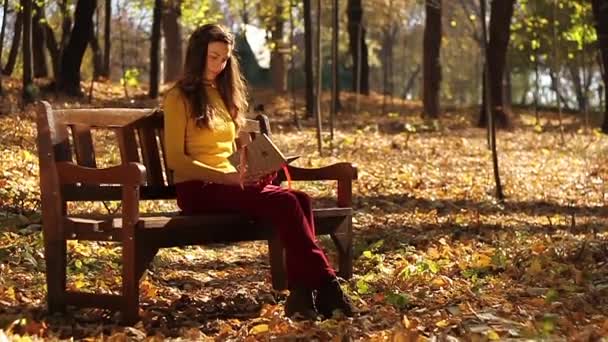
[163,86,237,183]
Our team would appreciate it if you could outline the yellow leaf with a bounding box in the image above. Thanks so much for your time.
[141,281,158,298]
[474,254,492,268]
[75,279,86,289]
[249,324,269,335]
[6,287,16,301]
[431,277,446,287]
[486,330,500,340]
[427,247,440,259]
[435,319,449,327]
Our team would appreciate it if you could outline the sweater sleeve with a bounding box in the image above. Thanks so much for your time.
[163,89,232,183]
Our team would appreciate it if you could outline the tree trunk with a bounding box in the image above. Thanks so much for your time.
[347,0,369,94]
[549,70,573,111]
[149,0,162,98]
[478,0,515,129]
[162,0,182,82]
[593,0,608,132]
[382,26,397,114]
[58,0,96,96]
[59,0,71,51]
[567,62,586,112]
[330,0,339,136]
[503,56,512,111]
[315,0,323,154]
[89,30,103,79]
[41,23,59,79]
[402,65,421,99]
[102,0,111,78]
[22,0,34,102]
[304,0,314,118]
[422,0,442,118]
[3,12,22,76]
[32,1,47,78]
[289,0,300,128]
[270,4,287,93]
[0,0,9,94]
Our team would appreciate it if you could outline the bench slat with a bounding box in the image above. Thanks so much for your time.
[157,127,174,185]
[71,124,96,168]
[62,184,175,201]
[63,208,351,243]
[137,128,164,186]
[116,127,140,163]
[56,108,155,128]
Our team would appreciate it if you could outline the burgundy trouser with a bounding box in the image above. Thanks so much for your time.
[175,181,336,289]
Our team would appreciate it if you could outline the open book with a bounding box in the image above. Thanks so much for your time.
[228,133,298,177]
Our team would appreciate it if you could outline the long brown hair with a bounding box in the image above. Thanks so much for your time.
[174,24,248,129]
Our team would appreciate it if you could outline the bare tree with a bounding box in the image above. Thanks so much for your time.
[423,0,442,118]
[22,0,34,102]
[32,1,47,78]
[592,0,608,133]
[270,3,287,93]
[347,0,369,95]
[477,0,515,129]
[162,0,182,83]
[330,0,339,139]
[102,0,111,78]
[480,0,503,200]
[149,0,162,98]
[304,0,314,118]
[89,11,104,80]
[0,0,9,94]
[3,11,22,76]
[289,0,300,129]
[58,0,97,96]
[315,0,322,154]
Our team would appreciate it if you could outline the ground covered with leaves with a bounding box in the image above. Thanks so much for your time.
[1,81,608,340]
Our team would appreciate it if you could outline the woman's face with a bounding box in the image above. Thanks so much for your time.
[205,41,231,81]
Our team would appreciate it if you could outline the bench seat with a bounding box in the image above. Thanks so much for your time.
[65,207,352,245]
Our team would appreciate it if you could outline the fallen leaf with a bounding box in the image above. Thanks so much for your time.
[249,324,269,335]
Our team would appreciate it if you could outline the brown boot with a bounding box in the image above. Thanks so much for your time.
[315,277,356,319]
[284,287,318,320]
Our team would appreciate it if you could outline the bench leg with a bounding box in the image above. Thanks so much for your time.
[331,219,353,280]
[44,239,67,313]
[268,236,287,290]
[136,246,159,282]
[121,236,140,325]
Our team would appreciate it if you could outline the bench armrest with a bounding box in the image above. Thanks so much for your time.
[276,162,358,207]
[282,162,358,182]
[56,161,147,186]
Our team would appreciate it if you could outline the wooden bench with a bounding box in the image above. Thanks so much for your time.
[35,100,357,324]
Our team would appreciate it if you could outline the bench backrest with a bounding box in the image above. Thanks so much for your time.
[35,101,270,203]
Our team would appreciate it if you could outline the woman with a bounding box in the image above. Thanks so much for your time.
[163,24,355,320]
